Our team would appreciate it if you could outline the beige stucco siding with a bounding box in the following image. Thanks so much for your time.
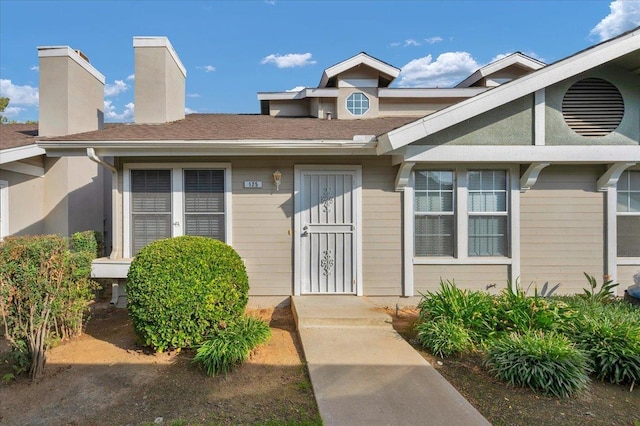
[378,99,456,117]
[545,64,640,146]
[414,264,510,294]
[0,169,45,236]
[269,100,311,117]
[520,165,605,293]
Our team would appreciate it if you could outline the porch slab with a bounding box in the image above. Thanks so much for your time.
[292,296,490,426]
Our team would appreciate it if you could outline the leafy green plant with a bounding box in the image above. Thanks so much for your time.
[580,273,619,303]
[192,316,271,376]
[494,283,577,334]
[485,330,590,398]
[574,313,640,384]
[416,317,474,358]
[126,236,250,352]
[417,280,496,343]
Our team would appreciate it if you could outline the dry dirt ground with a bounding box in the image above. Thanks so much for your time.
[388,308,640,426]
[0,305,321,426]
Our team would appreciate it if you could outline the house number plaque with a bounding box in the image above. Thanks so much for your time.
[243,181,263,188]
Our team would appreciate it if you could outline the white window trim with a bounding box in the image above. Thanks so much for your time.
[123,163,232,258]
[410,165,520,281]
[0,180,8,240]
[614,169,640,270]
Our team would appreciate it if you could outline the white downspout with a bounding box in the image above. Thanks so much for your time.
[86,148,119,259]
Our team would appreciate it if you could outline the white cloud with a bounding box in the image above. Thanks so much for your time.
[104,100,134,121]
[104,80,128,97]
[490,52,512,62]
[126,74,135,81]
[404,39,420,47]
[590,0,640,41]
[30,65,39,71]
[265,0,276,4]
[397,52,481,87]
[3,106,24,117]
[197,65,216,72]
[185,107,197,114]
[187,93,201,98]
[260,53,316,68]
[390,42,402,47]
[286,86,306,92]
[0,79,39,105]
[425,36,443,45]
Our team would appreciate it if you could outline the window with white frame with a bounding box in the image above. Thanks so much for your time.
[617,170,640,257]
[125,164,231,257]
[468,170,508,256]
[413,169,510,258]
[346,92,369,116]
[414,171,454,256]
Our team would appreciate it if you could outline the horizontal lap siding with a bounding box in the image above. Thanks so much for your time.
[520,165,605,294]
[618,265,640,288]
[362,160,403,296]
[414,264,510,294]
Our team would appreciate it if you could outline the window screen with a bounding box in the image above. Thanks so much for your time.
[131,170,172,256]
[184,169,226,241]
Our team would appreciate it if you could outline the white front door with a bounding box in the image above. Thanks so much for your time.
[295,167,361,295]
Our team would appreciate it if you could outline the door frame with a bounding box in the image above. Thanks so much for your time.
[293,165,363,296]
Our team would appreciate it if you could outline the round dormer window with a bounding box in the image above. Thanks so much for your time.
[562,78,624,137]
[346,92,370,116]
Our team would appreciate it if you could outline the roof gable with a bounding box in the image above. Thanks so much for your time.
[455,52,545,88]
[319,52,400,88]
[378,26,640,154]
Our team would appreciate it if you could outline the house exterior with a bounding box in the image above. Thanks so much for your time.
[35,29,640,306]
[0,46,108,243]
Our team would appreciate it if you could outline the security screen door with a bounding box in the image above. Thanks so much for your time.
[299,169,358,294]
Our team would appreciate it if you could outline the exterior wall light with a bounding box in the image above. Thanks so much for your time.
[273,169,282,191]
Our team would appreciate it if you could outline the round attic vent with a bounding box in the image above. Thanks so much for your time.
[562,78,624,137]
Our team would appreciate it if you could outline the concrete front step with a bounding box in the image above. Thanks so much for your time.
[291,296,392,328]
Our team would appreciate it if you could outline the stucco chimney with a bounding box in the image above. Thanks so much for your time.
[37,46,105,137]
[133,36,186,124]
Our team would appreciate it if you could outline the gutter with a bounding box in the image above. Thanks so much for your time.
[86,148,119,260]
[87,147,116,173]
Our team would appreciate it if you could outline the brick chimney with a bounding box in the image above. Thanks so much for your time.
[37,46,105,137]
[133,36,186,124]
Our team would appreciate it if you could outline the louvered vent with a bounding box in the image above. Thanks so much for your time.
[562,78,624,137]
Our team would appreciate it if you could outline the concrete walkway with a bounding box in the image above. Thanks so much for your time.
[292,296,490,426]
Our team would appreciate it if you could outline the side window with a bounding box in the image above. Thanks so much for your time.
[617,171,640,257]
[414,171,454,256]
[130,170,172,256]
[468,170,508,256]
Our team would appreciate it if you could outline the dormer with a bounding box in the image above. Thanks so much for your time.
[456,52,545,88]
[319,52,400,89]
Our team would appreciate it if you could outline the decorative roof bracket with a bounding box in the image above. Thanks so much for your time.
[520,162,551,192]
[597,162,637,191]
[395,162,415,191]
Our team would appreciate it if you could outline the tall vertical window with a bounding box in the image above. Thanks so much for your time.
[617,170,640,257]
[414,171,454,256]
[468,170,508,256]
[130,170,172,256]
[184,169,225,240]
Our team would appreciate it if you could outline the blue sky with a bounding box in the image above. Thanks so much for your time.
[1,0,639,123]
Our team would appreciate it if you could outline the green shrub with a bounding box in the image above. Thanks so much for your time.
[574,313,640,384]
[485,330,590,398]
[0,233,97,380]
[417,280,496,344]
[416,318,474,358]
[70,230,102,258]
[494,284,577,334]
[126,236,249,352]
[193,316,271,376]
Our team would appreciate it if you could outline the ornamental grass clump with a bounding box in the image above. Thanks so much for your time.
[485,330,591,398]
[193,316,271,376]
[416,317,473,358]
[417,280,496,346]
[126,236,249,352]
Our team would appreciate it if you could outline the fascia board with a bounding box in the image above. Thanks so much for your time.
[0,144,46,164]
[378,88,488,98]
[257,92,302,101]
[37,46,106,84]
[133,36,187,77]
[379,30,640,154]
[397,145,640,164]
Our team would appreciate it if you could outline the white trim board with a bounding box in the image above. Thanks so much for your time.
[0,180,8,240]
[0,145,46,164]
[37,46,106,84]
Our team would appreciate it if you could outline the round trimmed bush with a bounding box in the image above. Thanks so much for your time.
[484,330,590,398]
[126,236,249,352]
